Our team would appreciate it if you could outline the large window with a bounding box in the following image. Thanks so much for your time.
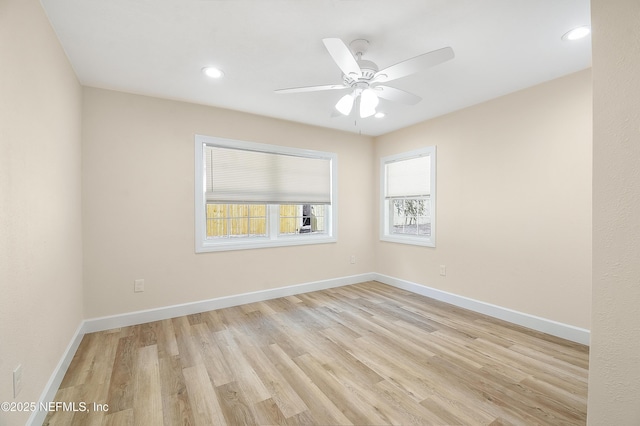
[380,146,436,247]
[195,135,337,252]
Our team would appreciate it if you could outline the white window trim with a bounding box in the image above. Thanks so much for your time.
[380,146,436,247]
[195,135,338,252]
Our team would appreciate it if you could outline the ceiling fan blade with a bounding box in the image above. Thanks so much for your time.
[375,46,454,82]
[322,38,362,78]
[375,85,422,105]
[274,84,347,94]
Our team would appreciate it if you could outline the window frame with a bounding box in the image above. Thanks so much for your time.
[195,135,338,252]
[380,146,436,247]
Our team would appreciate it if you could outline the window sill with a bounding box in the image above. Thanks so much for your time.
[380,234,435,248]
[196,234,337,253]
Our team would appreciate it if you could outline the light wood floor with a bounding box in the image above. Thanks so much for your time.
[44,281,589,425]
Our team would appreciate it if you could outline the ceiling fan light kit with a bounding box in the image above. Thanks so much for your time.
[359,88,379,118]
[275,37,454,119]
[336,93,354,115]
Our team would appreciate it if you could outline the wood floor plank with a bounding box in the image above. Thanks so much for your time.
[105,335,137,413]
[202,308,227,333]
[133,345,163,425]
[347,336,436,403]
[293,352,389,425]
[311,333,384,387]
[172,316,203,369]
[157,318,179,358]
[41,386,78,426]
[317,361,399,423]
[102,408,133,426]
[419,395,469,425]
[215,381,257,425]
[45,281,589,425]
[158,354,195,426]
[217,330,272,404]
[424,392,498,426]
[265,343,352,425]
[58,332,99,388]
[191,322,234,387]
[138,321,158,347]
[252,397,287,426]
[371,380,455,425]
[231,330,308,418]
[88,331,120,387]
[183,363,227,426]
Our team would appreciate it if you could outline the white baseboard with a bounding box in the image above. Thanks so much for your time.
[27,323,85,426]
[374,273,590,346]
[83,271,589,343]
[31,271,588,425]
[83,273,376,333]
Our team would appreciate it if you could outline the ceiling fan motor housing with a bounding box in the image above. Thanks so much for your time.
[342,59,378,87]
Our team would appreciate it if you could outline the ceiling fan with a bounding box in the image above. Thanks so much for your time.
[275,38,454,118]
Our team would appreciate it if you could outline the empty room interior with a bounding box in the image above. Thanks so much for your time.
[1,0,639,425]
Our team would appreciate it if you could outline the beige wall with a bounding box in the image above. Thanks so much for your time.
[588,0,640,423]
[0,0,83,424]
[81,87,374,318]
[81,70,592,327]
[375,70,593,329]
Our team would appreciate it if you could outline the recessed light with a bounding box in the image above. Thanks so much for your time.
[562,26,591,41]
[202,66,224,78]
[375,112,385,118]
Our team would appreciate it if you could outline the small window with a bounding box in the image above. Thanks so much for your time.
[380,147,436,247]
[195,135,337,252]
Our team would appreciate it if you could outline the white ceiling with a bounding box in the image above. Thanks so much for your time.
[40,0,592,136]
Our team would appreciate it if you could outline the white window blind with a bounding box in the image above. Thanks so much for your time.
[205,145,332,204]
[385,155,430,198]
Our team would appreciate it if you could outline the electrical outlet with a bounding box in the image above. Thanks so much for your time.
[439,265,447,276]
[13,364,23,398]
[134,279,145,292]
[350,255,356,264]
